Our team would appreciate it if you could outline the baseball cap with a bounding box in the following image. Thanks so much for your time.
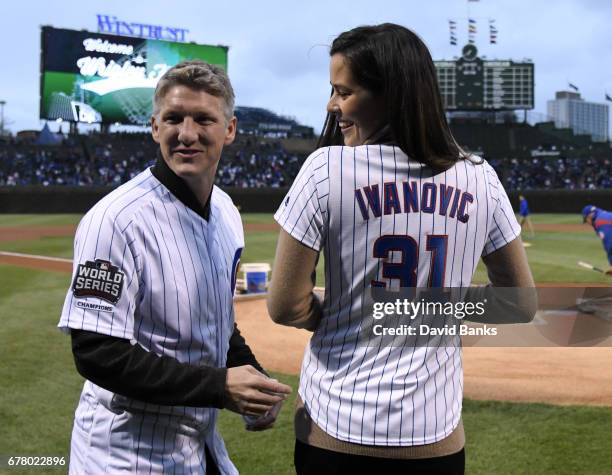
[581,205,597,222]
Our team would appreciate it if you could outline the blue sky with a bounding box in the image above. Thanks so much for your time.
[1,0,611,134]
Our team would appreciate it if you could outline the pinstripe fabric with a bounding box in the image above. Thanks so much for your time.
[59,168,242,474]
[275,145,520,446]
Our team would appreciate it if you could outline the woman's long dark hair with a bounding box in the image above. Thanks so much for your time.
[318,23,466,171]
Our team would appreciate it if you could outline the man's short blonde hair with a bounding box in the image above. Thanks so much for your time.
[153,60,235,120]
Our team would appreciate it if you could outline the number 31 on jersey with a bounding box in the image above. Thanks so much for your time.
[372,234,448,288]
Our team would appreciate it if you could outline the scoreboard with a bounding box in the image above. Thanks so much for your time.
[40,26,228,125]
[435,44,534,111]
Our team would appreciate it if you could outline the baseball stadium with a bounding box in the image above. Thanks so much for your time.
[1,4,612,475]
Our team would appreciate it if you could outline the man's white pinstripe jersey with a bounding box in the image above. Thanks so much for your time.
[59,167,243,474]
[275,144,520,446]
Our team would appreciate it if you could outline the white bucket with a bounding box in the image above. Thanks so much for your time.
[241,263,271,294]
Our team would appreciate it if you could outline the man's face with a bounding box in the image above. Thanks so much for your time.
[151,85,236,179]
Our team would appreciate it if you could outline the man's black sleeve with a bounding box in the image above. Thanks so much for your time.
[71,329,227,407]
[71,324,267,407]
[225,324,267,375]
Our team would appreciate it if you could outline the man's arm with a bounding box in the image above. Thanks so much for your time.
[225,325,287,430]
[267,229,322,330]
[71,327,289,416]
[226,324,266,374]
[71,329,226,407]
[223,324,287,420]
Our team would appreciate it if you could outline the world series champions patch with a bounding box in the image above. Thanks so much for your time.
[72,259,124,304]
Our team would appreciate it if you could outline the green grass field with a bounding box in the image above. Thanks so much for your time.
[1,214,611,474]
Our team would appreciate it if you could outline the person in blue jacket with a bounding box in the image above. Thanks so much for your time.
[582,205,612,275]
[518,195,534,238]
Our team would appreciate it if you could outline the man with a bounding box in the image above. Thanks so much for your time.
[58,60,291,474]
[582,205,612,275]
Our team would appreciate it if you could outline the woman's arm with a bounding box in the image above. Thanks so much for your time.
[482,236,535,288]
[267,229,322,330]
[477,236,538,323]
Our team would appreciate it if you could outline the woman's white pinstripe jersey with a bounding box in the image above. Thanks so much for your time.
[275,144,520,445]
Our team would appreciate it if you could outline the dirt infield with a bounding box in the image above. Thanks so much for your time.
[532,223,591,233]
[0,222,279,242]
[243,223,280,232]
[234,299,612,407]
[0,225,77,242]
[0,252,72,273]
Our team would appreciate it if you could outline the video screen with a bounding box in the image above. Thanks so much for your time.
[40,26,228,125]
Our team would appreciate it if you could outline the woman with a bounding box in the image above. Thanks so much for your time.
[268,24,535,474]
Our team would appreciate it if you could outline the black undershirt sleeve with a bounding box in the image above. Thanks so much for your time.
[226,324,267,375]
[70,324,266,408]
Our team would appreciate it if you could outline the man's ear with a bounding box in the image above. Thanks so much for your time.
[224,116,237,145]
[151,115,160,143]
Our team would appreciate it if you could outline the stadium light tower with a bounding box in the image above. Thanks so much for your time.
[0,100,5,136]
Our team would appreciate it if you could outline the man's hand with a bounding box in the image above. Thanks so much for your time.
[224,365,291,417]
[244,399,284,431]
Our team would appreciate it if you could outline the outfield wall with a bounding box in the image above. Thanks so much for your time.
[0,186,610,214]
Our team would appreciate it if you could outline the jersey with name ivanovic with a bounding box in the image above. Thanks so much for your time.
[58,168,243,467]
[275,145,520,446]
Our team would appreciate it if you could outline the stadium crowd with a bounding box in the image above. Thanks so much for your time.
[216,144,301,188]
[0,133,303,188]
[489,157,612,190]
[0,132,611,190]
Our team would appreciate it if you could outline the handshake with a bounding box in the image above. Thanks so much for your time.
[224,365,292,431]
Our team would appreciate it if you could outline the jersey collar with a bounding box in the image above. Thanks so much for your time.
[151,149,211,221]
